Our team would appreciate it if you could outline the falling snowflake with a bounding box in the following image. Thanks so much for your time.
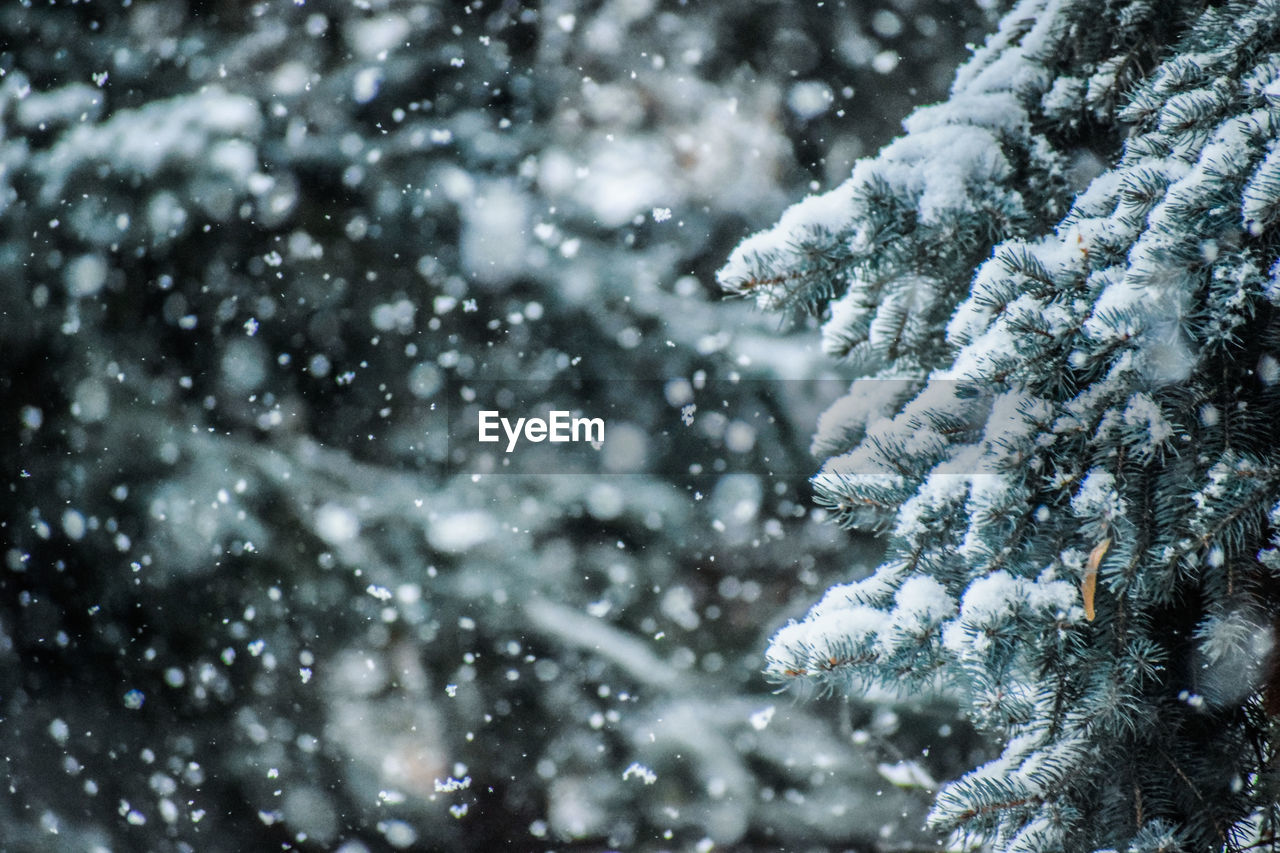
[622,763,657,784]
[749,705,776,731]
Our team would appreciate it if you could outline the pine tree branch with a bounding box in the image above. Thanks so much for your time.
[1158,744,1226,846]
[951,793,1047,826]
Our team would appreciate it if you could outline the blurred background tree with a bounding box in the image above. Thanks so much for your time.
[1,1,996,850]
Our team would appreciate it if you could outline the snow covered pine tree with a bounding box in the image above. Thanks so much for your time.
[720,1,1280,850]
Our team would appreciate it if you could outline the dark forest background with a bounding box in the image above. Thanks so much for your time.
[1,1,997,850]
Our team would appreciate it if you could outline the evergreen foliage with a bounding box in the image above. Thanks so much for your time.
[722,0,1280,849]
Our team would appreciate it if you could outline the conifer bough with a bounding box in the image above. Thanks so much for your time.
[720,1,1280,850]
